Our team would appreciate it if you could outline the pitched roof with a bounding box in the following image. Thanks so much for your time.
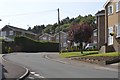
[39,33,54,38]
[54,31,67,36]
[2,25,36,35]
[103,0,110,7]
[95,10,105,16]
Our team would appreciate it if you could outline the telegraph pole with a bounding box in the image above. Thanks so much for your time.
[57,8,61,53]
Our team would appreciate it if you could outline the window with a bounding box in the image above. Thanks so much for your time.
[108,27,113,45]
[93,40,97,43]
[116,24,120,38]
[9,31,13,35]
[63,35,66,38]
[1,31,6,36]
[116,1,120,12]
[108,5,113,15]
[48,37,51,41]
[63,43,67,47]
[93,32,97,36]
[43,37,47,40]
[56,35,59,42]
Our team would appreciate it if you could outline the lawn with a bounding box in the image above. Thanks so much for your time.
[60,51,98,58]
[60,51,119,58]
[84,52,119,57]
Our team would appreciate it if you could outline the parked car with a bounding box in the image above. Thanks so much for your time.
[85,43,97,50]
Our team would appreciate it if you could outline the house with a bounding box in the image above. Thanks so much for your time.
[54,31,68,51]
[0,25,37,41]
[92,29,98,44]
[103,0,120,52]
[38,31,68,51]
[38,33,54,42]
[95,10,105,51]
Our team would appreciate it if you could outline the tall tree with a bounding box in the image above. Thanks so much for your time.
[68,23,92,54]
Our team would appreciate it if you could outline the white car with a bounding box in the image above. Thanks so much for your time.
[85,43,97,50]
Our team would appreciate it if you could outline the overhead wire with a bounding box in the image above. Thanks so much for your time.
[0,9,57,18]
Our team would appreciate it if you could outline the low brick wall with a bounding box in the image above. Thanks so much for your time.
[71,56,120,65]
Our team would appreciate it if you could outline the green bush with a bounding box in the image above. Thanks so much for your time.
[2,40,13,54]
[14,36,59,52]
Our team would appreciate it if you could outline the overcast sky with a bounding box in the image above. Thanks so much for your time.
[0,0,106,29]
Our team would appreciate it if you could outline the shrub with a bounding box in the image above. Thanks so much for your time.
[2,40,13,54]
[14,36,59,52]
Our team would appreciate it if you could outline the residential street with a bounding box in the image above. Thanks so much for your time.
[3,53,118,79]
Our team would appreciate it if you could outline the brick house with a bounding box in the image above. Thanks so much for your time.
[103,0,120,52]
[0,25,37,41]
[38,31,68,51]
[95,10,105,51]
[92,29,98,44]
[54,31,68,51]
[38,33,54,42]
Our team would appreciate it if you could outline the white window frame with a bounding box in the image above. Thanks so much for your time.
[116,1,120,12]
[1,31,6,36]
[56,35,59,41]
[93,32,97,36]
[108,27,113,45]
[9,31,13,35]
[108,5,113,15]
[43,37,47,40]
[63,42,67,47]
[48,37,51,41]
[116,24,120,38]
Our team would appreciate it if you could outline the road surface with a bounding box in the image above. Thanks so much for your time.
[0,59,2,80]
[4,53,118,78]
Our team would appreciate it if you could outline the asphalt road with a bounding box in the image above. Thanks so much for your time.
[4,53,118,78]
[0,59,2,80]
[0,54,3,80]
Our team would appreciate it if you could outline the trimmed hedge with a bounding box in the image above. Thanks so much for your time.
[14,36,59,52]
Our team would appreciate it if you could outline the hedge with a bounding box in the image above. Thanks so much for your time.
[14,36,59,52]
[2,40,14,54]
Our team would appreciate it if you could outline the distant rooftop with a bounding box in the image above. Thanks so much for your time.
[2,25,37,35]
[95,10,105,16]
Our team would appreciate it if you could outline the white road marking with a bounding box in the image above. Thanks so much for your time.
[30,72,45,78]
[37,76,45,78]
[94,66,118,72]
[110,63,119,66]
[30,72,36,74]
[34,74,40,77]
[28,77,34,79]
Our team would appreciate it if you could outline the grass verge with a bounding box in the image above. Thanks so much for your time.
[60,51,98,58]
[60,51,119,58]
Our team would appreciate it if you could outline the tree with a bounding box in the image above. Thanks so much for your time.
[28,25,45,34]
[68,23,92,54]
[42,24,53,34]
[28,27,32,31]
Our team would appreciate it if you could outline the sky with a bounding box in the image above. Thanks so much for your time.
[0,0,106,29]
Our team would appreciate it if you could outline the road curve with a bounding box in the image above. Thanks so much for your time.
[4,53,118,78]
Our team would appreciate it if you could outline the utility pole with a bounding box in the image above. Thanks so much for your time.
[57,8,61,53]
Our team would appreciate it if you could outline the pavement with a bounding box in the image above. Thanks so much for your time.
[0,54,28,79]
[46,54,119,72]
